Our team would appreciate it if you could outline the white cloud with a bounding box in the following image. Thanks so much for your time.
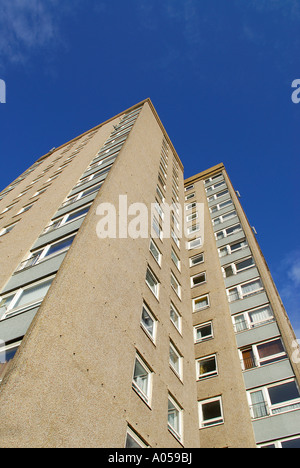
[274,250,300,334]
[0,0,90,66]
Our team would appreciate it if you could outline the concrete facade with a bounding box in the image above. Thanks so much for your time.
[0,99,299,448]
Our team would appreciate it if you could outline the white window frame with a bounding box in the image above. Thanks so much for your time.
[191,272,206,288]
[187,224,200,235]
[171,272,181,298]
[215,223,242,240]
[218,239,248,257]
[125,426,149,448]
[185,184,194,191]
[222,256,255,278]
[193,294,210,312]
[171,248,180,271]
[248,379,300,419]
[18,234,76,271]
[208,189,229,202]
[186,202,197,211]
[212,210,237,226]
[43,204,91,234]
[0,222,18,237]
[204,174,223,184]
[169,341,183,379]
[152,216,163,241]
[132,353,153,406]
[227,278,264,302]
[168,394,183,442]
[187,237,202,250]
[205,181,226,193]
[199,396,224,428]
[186,212,198,223]
[171,229,180,249]
[232,304,275,333]
[210,199,233,213]
[194,321,214,343]
[140,302,157,342]
[239,337,287,371]
[185,192,195,201]
[170,302,182,333]
[196,354,218,380]
[145,266,160,299]
[0,276,55,321]
[189,253,204,267]
[149,238,162,266]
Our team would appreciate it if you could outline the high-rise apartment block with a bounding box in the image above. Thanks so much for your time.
[0,99,299,448]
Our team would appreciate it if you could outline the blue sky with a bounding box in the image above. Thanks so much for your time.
[0,0,299,336]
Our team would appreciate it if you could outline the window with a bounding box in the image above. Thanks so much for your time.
[185,192,195,201]
[210,199,233,213]
[152,217,163,240]
[191,272,206,287]
[171,272,181,298]
[0,277,54,320]
[145,267,159,298]
[189,253,204,267]
[249,379,300,419]
[125,427,149,448]
[196,355,218,380]
[194,322,213,343]
[186,212,198,222]
[206,181,226,193]
[233,305,274,332]
[169,341,183,378]
[227,278,264,302]
[193,295,209,312]
[156,185,165,203]
[215,223,243,240]
[186,202,197,211]
[199,396,224,428]
[188,237,202,250]
[212,210,237,226]
[149,239,161,266]
[222,257,255,278]
[259,436,300,449]
[168,395,183,441]
[44,204,91,234]
[132,354,152,405]
[0,339,22,381]
[17,203,34,215]
[140,303,157,342]
[187,224,200,235]
[171,229,180,249]
[171,249,180,270]
[0,222,18,237]
[218,239,248,257]
[185,184,194,191]
[208,189,229,202]
[170,302,181,333]
[19,235,75,270]
[240,338,286,370]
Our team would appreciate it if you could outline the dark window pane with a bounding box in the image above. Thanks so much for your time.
[202,401,222,421]
[281,438,300,448]
[268,382,300,405]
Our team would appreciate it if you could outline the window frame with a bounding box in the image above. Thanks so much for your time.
[193,294,210,312]
[140,302,157,343]
[145,266,160,299]
[194,321,214,343]
[196,354,218,380]
[168,394,183,442]
[132,353,153,406]
[199,396,224,428]
[0,275,55,320]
